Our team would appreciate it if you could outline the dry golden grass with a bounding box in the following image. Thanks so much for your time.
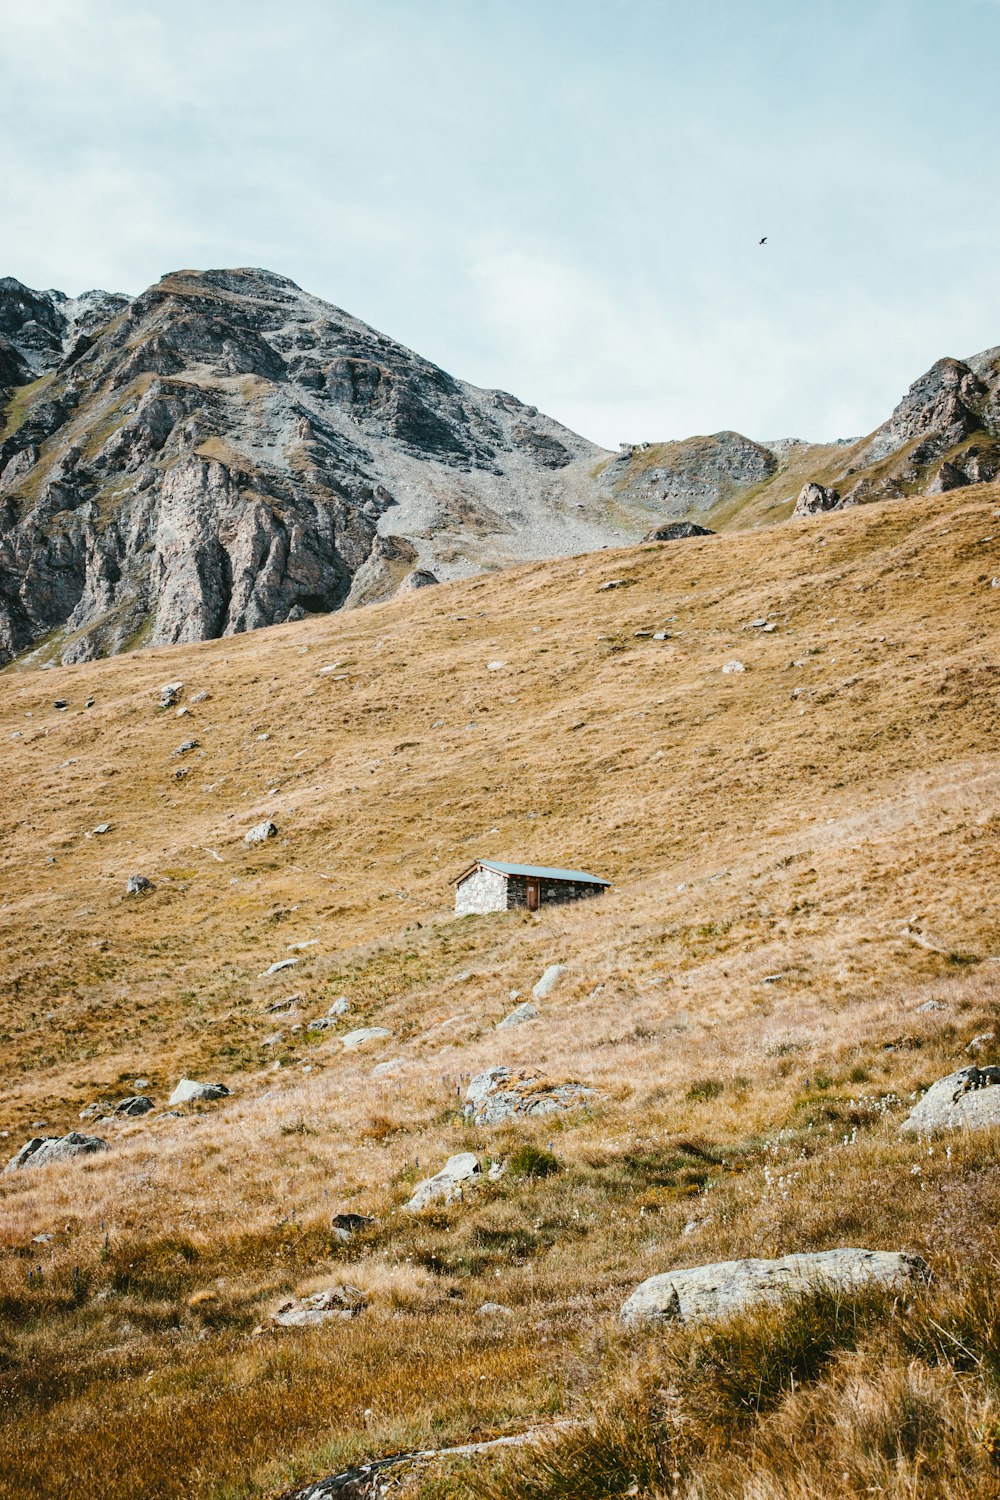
[2,486,1000,1498]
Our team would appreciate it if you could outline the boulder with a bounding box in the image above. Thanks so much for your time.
[113,1095,154,1117]
[405,1152,482,1211]
[532,965,566,1000]
[245,820,277,844]
[620,1248,928,1327]
[5,1132,109,1172]
[398,569,439,591]
[477,1301,514,1316]
[168,1078,230,1106]
[645,521,715,542]
[306,1017,337,1032]
[722,660,747,674]
[496,1001,539,1030]
[342,1027,391,1050]
[926,461,970,494]
[271,1284,367,1328]
[793,481,841,517]
[159,681,184,707]
[125,875,154,895]
[465,1066,597,1126]
[328,997,351,1016]
[901,1066,1000,1133]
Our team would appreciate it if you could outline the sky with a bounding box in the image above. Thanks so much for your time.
[2,0,999,448]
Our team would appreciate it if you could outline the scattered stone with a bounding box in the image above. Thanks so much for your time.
[496,1001,539,1030]
[85,697,95,708]
[78,1102,105,1119]
[477,1301,514,1316]
[125,875,154,896]
[168,1078,231,1106]
[270,1284,367,1328]
[372,1058,407,1078]
[342,1027,391,1050]
[645,521,715,542]
[245,820,278,845]
[113,1096,154,1117]
[902,1066,1000,1133]
[53,699,67,710]
[597,578,629,591]
[722,660,747,674]
[159,681,184,707]
[405,1152,481,1211]
[328,997,350,1016]
[306,1017,337,1032]
[173,767,190,781]
[261,957,298,977]
[532,964,566,1000]
[968,1032,995,1052]
[4,1133,110,1173]
[486,660,507,671]
[652,630,671,640]
[176,706,190,717]
[915,1000,945,1013]
[288,939,318,951]
[93,822,111,835]
[173,739,199,755]
[190,690,209,704]
[32,1233,54,1243]
[620,1249,928,1327]
[793,481,841,517]
[331,1213,375,1242]
[465,1066,597,1126]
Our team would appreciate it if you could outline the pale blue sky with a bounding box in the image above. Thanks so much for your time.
[2,0,998,446]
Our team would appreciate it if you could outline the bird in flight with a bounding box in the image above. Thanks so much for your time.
[759,236,767,245]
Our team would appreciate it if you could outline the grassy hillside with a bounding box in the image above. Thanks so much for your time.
[3,487,1000,1499]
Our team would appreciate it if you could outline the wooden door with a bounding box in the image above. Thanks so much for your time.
[526,878,540,911]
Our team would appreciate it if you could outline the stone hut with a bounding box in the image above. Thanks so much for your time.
[453,859,610,916]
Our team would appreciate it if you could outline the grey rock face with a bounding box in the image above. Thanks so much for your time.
[464,1066,597,1126]
[927,461,971,494]
[793,481,841,517]
[404,1152,481,1211]
[4,1131,109,1172]
[0,267,607,665]
[168,1078,231,1106]
[620,1249,929,1327]
[901,1067,1000,1133]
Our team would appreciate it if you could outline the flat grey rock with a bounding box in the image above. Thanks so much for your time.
[327,997,350,1016]
[901,1067,1000,1133]
[5,1132,109,1172]
[532,964,566,1000]
[405,1152,481,1211]
[342,1027,391,1050]
[465,1066,597,1126]
[168,1078,231,1106]
[372,1057,407,1078]
[620,1249,928,1326]
[113,1095,154,1117]
[261,957,298,977]
[496,1001,538,1030]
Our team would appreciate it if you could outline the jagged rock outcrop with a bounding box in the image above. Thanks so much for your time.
[644,520,716,541]
[604,430,777,517]
[0,268,610,665]
[793,481,842,517]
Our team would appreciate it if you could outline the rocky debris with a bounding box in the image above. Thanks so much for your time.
[464,1066,597,1126]
[328,997,351,1016]
[620,1249,929,1327]
[159,681,184,707]
[331,1212,375,1242]
[0,267,606,667]
[342,1027,391,1050]
[722,660,747,674]
[113,1095,154,1117]
[261,957,298,977]
[902,1066,1000,1133]
[168,1078,231,1106]
[4,1132,109,1172]
[496,1001,539,1029]
[645,521,715,541]
[793,481,841,517]
[605,430,777,517]
[404,1152,482,1211]
[269,1284,367,1329]
[927,461,970,494]
[125,875,154,895]
[968,1032,995,1052]
[245,820,278,845]
[532,964,566,1000]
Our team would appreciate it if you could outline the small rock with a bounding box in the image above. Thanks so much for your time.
[328,997,350,1016]
[465,1066,597,1126]
[190,691,210,704]
[168,1079,231,1107]
[372,1057,407,1077]
[793,481,840,517]
[915,1000,945,1013]
[125,875,154,896]
[405,1152,481,1211]
[113,1096,154,1117]
[245,820,278,845]
[722,660,747,674]
[620,1249,928,1326]
[342,1027,391,1050]
[32,1233,55,1243]
[271,1285,367,1328]
[597,578,628,591]
[652,630,671,640]
[159,681,184,708]
[398,568,439,591]
[477,1302,514,1316]
[173,739,199,755]
[261,958,298,977]
[968,1032,995,1052]
[331,1212,375,1242]
[85,697,95,708]
[93,822,111,835]
[532,965,566,1000]
[4,1133,109,1173]
[645,521,715,542]
[487,661,507,671]
[496,1001,539,1030]
[175,706,190,718]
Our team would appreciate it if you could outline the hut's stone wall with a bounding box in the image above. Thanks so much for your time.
[455,866,508,916]
[506,875,606,909]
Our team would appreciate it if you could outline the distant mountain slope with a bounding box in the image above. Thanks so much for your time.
[0,268,612,665]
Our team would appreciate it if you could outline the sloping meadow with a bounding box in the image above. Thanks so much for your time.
[2,487,1000,1497]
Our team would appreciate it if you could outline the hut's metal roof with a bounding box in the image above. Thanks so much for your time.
[453,859,609,886]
